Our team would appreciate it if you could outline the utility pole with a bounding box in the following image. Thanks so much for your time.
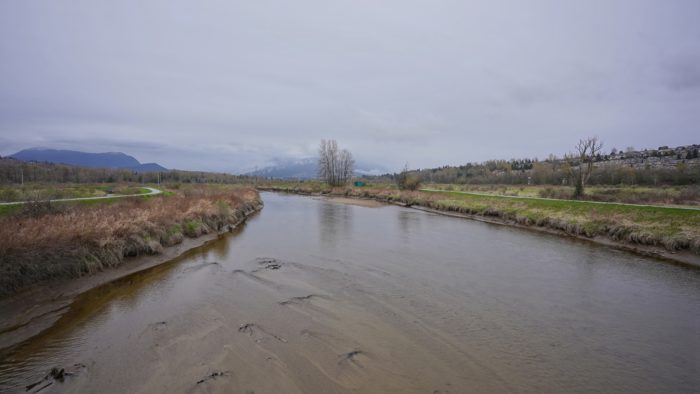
[20,168,23,185]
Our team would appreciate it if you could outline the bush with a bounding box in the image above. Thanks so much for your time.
[675,186,700,205]
[0,188,20,202]
[403,176,421,191]
[397,165,421,191]
[184,220,202,237]
[538,187,574,200]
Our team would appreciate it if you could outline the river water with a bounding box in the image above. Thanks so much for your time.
[1,192,698,393]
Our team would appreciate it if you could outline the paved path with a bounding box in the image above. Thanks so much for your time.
[0,187,162,206]
[420,188,700,211]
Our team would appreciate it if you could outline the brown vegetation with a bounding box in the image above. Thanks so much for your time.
[0,186,262,296]
[397,164,421,191]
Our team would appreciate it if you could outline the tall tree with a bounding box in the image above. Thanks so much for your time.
[568,136,604,198]
[318,139,354,186]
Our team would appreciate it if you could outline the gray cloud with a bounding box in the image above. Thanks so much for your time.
[665,54,700,91]
[1,0,698,172]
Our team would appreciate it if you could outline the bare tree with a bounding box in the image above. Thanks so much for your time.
[318,139,354,186]
[568,136,604,198]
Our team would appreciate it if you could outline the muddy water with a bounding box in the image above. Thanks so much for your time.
[1,192,699,393]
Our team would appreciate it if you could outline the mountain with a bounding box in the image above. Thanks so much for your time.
[246,158,386,179]
[11,148,168,172]
[131,162,169,172]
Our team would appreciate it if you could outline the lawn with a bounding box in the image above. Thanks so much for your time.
[0,183,153,203]
[421,189,700,250]
[424,183,700,206]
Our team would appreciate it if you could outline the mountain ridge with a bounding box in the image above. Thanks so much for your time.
[10,148,168,172]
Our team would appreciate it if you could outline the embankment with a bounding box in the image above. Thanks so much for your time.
[261,186,700,268]
[0,187,263,297]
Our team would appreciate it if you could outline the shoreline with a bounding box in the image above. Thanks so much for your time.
[408,205,700,269]
[267,188,700,269]
[0,203,262,351]
[3,190,697,352]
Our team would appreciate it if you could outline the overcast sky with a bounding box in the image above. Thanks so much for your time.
[1,1,698,173]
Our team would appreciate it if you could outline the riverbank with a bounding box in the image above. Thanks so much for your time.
[2,192,697,393]
[261,186,700,268]
[0,187,262,350]
[0,186,263,297]
[0,223,259,350]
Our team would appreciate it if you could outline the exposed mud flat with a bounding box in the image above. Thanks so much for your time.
[1,193,698,393]
[0,205,261,351]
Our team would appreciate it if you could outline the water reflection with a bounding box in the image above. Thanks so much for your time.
[0,230,244,390]
[397,210,422,242]
[318,200,353,249]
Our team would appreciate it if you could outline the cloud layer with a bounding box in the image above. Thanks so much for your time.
[1,0,698,172]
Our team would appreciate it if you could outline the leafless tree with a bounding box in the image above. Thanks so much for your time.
[568,136,604,198]
[318,139,354,186]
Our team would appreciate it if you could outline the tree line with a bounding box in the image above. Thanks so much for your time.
[0,157,254,185]
[382,139,700,188]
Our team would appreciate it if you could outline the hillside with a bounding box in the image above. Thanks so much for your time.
[402,143,700,186]
[10,148,168,172]
[0,157,246,185]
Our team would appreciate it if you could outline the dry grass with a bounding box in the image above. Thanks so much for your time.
[0,186,262,296]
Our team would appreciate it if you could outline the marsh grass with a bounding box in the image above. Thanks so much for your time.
[0,186,261,296]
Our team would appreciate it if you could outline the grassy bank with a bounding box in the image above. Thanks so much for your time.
[261,183,700,257]
[0,186,262,296]
[0,183,152,203]
[420,184,700,206]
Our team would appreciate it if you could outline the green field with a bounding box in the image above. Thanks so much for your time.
[0,184,157,216]
[424,184,700,207]
[0,183,152,203]
[417,189,700,252]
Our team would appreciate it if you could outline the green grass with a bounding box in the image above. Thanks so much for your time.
[0,191,168,217]
[0,204,20,216]
[425,183,699,207]
[0,182,157,203]
[420,189,700,249]
[0,184,108,202]
[183,220,203,237]
[425,189,696,215]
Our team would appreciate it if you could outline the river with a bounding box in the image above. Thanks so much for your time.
[1,192,698,393]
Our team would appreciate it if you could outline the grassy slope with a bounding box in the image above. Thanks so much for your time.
[425,183,700,206]
[423,190,699,247]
